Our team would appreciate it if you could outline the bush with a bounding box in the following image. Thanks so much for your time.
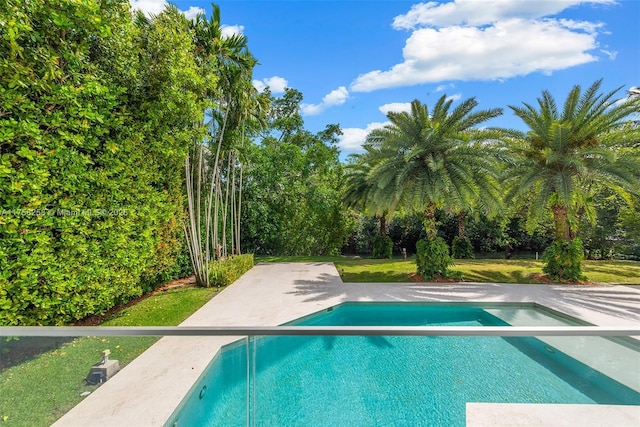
[416,237,452,280]
[208,254,255,288]
[372,235,393,259]
[451,236,474,259]
[0,2,205,325]
[542,238,585,282]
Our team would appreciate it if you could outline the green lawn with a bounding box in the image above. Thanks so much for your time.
[0,286,218,427]
[258,256,640,285]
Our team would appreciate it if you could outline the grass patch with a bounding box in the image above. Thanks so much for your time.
[448,259,544,284]
[582,260,640,284]
[335,259,417,282]
[0,285,217,427]
[333,258,546,284]
[258,255,640,284]
[100,286,217,326]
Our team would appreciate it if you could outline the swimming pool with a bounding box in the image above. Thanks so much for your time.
[166,303,640,426]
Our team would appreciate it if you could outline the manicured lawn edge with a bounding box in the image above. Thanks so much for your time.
[0,285,218,427]
[257,256,640,285]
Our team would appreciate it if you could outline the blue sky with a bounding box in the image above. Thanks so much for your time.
[131,0,640,157]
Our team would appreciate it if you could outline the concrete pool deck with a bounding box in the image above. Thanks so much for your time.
[54,262,640,426]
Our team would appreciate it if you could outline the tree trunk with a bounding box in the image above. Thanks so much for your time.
[236,160,243,255]
[551,204,571,241]
[424,204,437,239]
[380,215,386,237]
[458,210,466,239]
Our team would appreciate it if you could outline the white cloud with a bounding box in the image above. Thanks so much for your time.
[379,102,412,115]
[301,86,349,116]
[130,0,203,19]
[435,83,455,92]
[130,0,165,16]
[253,76,288,93]
[350,0,614,92]
[446,93,462,102]
[613,88,640,106]
[221,25,245,38]
[392,0,614,29]
[351,18,600,92]
[183,6,204,20]
[339,122,388,153]
[600,49,617,60]
[558,19,604,33]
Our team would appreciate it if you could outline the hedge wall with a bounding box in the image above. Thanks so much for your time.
[0,0,205,324]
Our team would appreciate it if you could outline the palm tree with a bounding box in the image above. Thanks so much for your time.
[183,4,264,286]
[366,96,503,238]
[354,96,502,275]
[502,79,640,243]
[343,143,398,237]
[191,5,255,258]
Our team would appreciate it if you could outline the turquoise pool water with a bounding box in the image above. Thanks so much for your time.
[168,303,640,427]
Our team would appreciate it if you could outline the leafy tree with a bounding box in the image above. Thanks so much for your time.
[579,190,640,259]
[617,196,640,259]
[364,96,502,276]
[343,145,395,253]
[241,90,350,255]
[366,97,502,236]
[342,214,379,255]
[502,80,640,279]
[387,213,425,255]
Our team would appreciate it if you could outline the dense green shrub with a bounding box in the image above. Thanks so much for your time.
[342,215,378,255]
[415,237,452,280]
[372,235,393,259]
[542,238,585,282]
[0,1,205,325]
[241,98,350,256]
[209,254,255,288]
[388,214,424,255]
[451,236,474,259]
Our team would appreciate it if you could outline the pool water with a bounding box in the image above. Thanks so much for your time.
[168,304,640,427]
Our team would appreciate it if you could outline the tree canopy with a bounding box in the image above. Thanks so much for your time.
[1,0,206,324]
[502,79,640,242]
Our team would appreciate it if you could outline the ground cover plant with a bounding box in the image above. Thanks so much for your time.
[0,286,217,427]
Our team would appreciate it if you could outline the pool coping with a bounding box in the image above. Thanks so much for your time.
[53,262,640,426]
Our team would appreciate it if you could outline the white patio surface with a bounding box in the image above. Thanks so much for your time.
[54,262,640,426]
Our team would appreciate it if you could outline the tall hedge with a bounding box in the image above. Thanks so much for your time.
[0,1,206,325]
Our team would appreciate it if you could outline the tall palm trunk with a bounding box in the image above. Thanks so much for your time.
[379,215,386,237]
[211,96,232,258]
[222,152,232,257]
[457,210,466,239]
[184,146,214,287]
[230,151,237,254]
[235,125,246,255]
[236,162,243,254]
[551,203,571,241]
[424,203,437,239]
